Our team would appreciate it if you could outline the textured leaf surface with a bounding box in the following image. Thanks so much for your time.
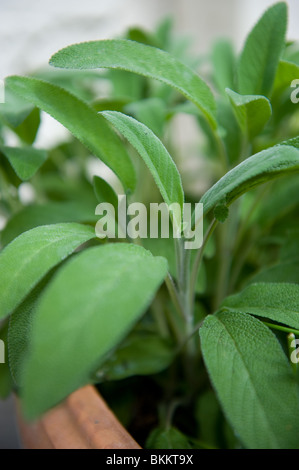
[21,244,168,418]
[237,2,287,96]
[0,145,47,180]
[49,39,217,127]
[222,283,299,329]
[8,278,50,386]
[200,311,299,449]
[1,201,98,247]
[226,88,272,139]
[5,76,136,192]
[102,111,184,231]
[200,145,299,215]
[0,223,96,320]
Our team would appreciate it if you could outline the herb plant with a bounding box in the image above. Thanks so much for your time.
[1,2,299,449]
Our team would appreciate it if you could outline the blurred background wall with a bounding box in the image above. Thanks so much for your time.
[1,0,299,449]
[1,0,299,77]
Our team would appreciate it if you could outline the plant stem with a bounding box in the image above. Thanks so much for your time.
[262,321,299,336]
[189,218,218,308]
[165,273,185,322]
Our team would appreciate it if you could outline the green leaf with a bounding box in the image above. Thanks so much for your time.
[92,97,131,113]
[12,107,41,145]
[195,390,236,449]
[212,39,235,94]
[216,99,242,164]
[213,203,229,223]
[222,282,299,330]
[124,98,166,138]
[8,277,51,386]
[101,111,184,231]
[0,85,34,127]
[49,39,217,128]
[200,145,299,216]
[96,331,175,382]
[226,88,272,140]
[126,27,161,48]
[0,145,47,180]
[272,60,299,97]
[280,136,299,149]
[237,2,287,96]
[20,244,168,418]
[1,201,98,247]
[280,230,299,262]
[247,260,299,286]
[200,311,299,449]
[254,175,299,228]
[146,427,192,449]
[5,76,136,192]
[0,223,96,320]
[93,175,118,210]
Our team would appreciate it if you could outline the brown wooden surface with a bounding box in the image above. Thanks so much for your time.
[17,385,141,449]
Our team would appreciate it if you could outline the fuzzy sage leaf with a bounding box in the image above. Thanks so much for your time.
[5,76,136,192]
[49,39,217,128]
[101,111,184,232]
[21,244,168,418]
[200,145,299,215]
[225,88,272,140]
[200,311,299,449]
[237,2,287,96]
[0,223,96,320]
[221,282,299,330]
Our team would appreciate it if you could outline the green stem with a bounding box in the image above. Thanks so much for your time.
[189,218,218,308]
[262,321,299,336]
[150,296,170,339]
[215,129,229,173]
[165,273,185,322]
[215,201,240,308]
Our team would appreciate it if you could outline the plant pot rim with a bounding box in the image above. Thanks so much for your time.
[16,384,141,449]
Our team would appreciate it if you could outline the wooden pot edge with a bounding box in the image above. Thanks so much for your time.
[16,384,141,449]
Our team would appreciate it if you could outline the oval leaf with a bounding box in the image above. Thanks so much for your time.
[5,76,136,192]
[200,145,299,215]
[0,223,96,320]
[93,175,118,210]
[49,39,217,128]
[1,201,98,248]
[200,311,299,449]
[20,244,168,418]
[221,282,299,330]
[101,111,184,231]
[237,2,287,96]
[225,88,272,140]
[0,145,47,180]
